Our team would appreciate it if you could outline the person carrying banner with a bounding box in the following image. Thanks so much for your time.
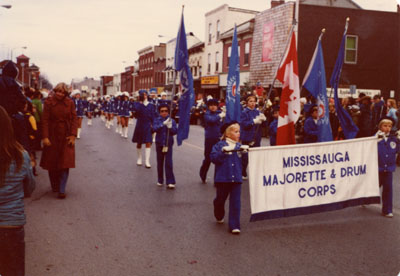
[210,121,248,234]
[199,98,224,183]
[376,117,400,218]
[240,95,266,179]
[153,104,177,189]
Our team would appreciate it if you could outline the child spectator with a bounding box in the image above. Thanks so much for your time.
[376,117,400,218]
[210,121,248,234]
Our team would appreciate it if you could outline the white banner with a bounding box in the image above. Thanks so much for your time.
[249,137,380,221]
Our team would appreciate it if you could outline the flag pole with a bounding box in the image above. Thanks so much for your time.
[329,17,349,98]
[163,5,185,153]
[265,19,297,103]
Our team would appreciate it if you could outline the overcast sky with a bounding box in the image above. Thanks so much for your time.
[0,0,398,85]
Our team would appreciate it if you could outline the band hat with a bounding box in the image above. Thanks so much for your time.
[220,120,239,135]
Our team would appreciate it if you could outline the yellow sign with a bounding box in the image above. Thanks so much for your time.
[201,76,219,85]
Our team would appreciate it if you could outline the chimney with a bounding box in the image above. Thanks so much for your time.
[271,0,285,8]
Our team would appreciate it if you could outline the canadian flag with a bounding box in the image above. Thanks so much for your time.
[276,31,300,145]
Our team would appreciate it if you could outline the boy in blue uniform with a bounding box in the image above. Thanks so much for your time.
[240,95,266,179]
[153,103,177,189]
[199,99,225,183]
[268,108,279,146]
[376,118,400,218]
[211,121,249,234]
[303,106,318,143]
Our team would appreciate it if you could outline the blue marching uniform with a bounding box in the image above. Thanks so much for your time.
[240,107,264,177]
[74,98,85,118]
[303,117,318,143]
[88,102,96,113]
[199,109,222,182]
[210,139,244,231]
[153,116,177,185]
[378,136,400,215]
[131,102,155,144]
[119,100,130,117]
[112,99,119,115]
[268,118,278,146]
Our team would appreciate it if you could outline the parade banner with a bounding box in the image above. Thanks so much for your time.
[249,137,380,221]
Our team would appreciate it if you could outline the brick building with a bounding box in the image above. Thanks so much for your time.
[121,66,134,93]
[137,43,166,92]
[100,75,113,96]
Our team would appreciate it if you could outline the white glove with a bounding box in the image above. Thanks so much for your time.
[396,130,400,140]
[258,113,267,121]
[253,117,261,124]
[240,145,249,152]
[222,144,236,153]
[163,118,172,129]
[376,130,386,138]
[218,111,226,119]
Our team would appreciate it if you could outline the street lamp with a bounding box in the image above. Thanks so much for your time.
[10,46,27,61]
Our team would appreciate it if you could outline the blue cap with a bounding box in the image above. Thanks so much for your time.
[149,88,157,94]
[139,89,148,95]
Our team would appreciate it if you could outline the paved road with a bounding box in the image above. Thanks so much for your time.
[25,118,400,276]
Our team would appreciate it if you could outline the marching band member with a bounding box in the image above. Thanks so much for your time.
[303,106,319,143]
[114,92,122,135]
[86,97,95,126]
[71,90,84,139]
[119,92,131,138]
[104,95,112,129]
[132,90,155,168]
[376,117,400,218]
[240,94,266,179]
[210,121,248,235]
[199,98,224,183]
[153,103,177,189]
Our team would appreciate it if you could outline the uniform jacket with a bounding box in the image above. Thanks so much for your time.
[378,136,400,172]
[303,117,318,143]
[240,107,263,143]
[40,96,78,170]
[73,98,85,116]
[204,110,222,139]
[153,116,177,146]
[132,101,156,143]
[119,100,130,116]
[210,140,243,183]
[268,119,278,146]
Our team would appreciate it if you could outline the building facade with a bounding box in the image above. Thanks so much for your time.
[202,4,259,99]
[137,43,166,92]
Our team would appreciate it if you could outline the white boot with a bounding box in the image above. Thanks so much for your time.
[145,148,151,168]
[106,121,110,129]
[88,119,92,126]
[137,148,142,166]
[129,118,133,125]
[77,128,81,139]
[110,120,114,126]
[101,115,105,122]
[124,127,128,138]
[115,124,119,133]
[119,125,122,134]
[121,127,125,137]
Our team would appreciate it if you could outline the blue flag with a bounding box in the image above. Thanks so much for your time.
[329,23,359,139]
[174,12,195,145]
[225,25,241,123]
[303,38,333,142]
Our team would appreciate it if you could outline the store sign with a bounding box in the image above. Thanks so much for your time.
[327,88,381,98]
[201,76,219,85]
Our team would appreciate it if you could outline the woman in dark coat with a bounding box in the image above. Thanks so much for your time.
[40,83,78,199]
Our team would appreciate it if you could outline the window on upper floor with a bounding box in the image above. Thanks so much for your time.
[244,42,250,65]
[208,23,212,43]
[345,35,357,64]
[227,46,231,66]
[216,20,220,41]
[207,53,211,73]
[215,52,219,72]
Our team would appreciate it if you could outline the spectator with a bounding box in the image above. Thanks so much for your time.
[40,83,78,199]
[0,105,35,276]
[371,95,386,133]
[386,98,398,133]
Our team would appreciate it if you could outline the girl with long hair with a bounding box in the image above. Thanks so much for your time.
[0,106,35,276]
